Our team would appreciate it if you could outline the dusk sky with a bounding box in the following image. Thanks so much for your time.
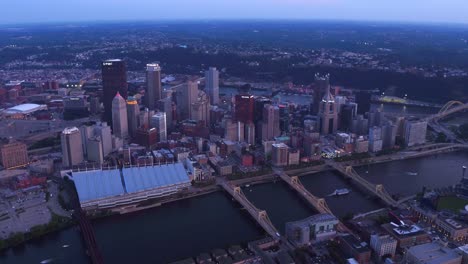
[1,0,468,25]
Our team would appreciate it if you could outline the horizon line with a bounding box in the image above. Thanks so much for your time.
[1,18,468,28]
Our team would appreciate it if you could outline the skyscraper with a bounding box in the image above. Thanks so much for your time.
[61,127,84,168]
[145,63,162,110]
[261,104,281,141]
[312,73,330,115]
[355,91,372,115]
[244,122,256,145]
[404,120,427,147]
[93,122,112,157]
[112,92,128,138]
[126,96,140,138]
[318,83,338,135]
[205,67,219,105]
[176,81,198,120]
[157,97,173,130]
[235,94,255,123]
[102,59,127,124]
[190,90,211,125]
[151,112,167,142]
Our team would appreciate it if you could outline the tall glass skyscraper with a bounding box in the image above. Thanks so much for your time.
[205,67,219,105]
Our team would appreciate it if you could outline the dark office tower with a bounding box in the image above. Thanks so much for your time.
[146,63,162,110]
[312,73,330,115]
[254,97,272,123]
[340,103,357,131]
[355,92,371,115]
[235,94,254,123]
[102,59,127,124]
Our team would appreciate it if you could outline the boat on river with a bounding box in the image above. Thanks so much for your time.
[329,188,351,196]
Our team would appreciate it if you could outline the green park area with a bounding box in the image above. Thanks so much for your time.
[437,196,468,213]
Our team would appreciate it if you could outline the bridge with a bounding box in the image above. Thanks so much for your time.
[74,209,104,264]
[218,180,280,239]
[425,101,468,122]
[65,180,104,264]
[275,169,350,233]
[326,160,399,207]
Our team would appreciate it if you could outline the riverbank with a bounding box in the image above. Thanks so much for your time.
[0,213,74,252]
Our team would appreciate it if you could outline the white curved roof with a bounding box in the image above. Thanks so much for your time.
[4,103,47,114]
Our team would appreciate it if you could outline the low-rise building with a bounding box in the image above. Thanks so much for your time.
[370,234,397,259]
[286,214,339,247]
[0,140,29,169]
[337,234,372,264]
[405,242,461,264]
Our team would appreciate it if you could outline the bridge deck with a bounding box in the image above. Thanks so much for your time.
[327,161,398,207]
[219,181,280,239]
[276,170,350,232]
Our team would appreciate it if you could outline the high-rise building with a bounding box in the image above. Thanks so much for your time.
[244,122,256,145]
[90,97,101,114]
[224,119,244,142]
[61,127,84,168]
[79,125,94,157]
[261,104,281,141]
[145,63,162,110]
[271,143,289,167]
[93,122,112,157]
[254,97,272,123]
[318,84,338,135]
[176,81,198,120]
[151,112,167,142]
[205,67,219,105]
[0,141,29,169]
[312,73,330,115]
[102,59,127,124]
[382,123,397,150]
[190,90,211,125]
[157,97,173,130]
[86,137,104,164]
[112,92,129,138]
[235,94,254,123]
[126,96,140,138]
[368,126,383,152]
[340,103,357,131]
[404,120,427,147]
[355,92,372,115]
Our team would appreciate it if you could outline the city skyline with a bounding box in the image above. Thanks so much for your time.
[1,0,468,25]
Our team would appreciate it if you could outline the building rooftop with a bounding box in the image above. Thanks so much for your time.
[408,242,461,264]
[71,163,190,204]
[4,103,47,114]
[122,163,189,194]
[73,169,125,202]
[340,234,370,254]
[288,213,338,227]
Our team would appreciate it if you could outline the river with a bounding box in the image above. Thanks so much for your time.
[2,151,467,264]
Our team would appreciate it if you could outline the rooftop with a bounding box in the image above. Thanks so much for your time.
[72,163,190,204]
[4,103,47,114]
[408,242,461,264]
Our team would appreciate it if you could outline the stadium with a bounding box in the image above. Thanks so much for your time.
[68,163,191,210]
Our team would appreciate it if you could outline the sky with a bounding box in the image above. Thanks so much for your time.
[1,0,468,25]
